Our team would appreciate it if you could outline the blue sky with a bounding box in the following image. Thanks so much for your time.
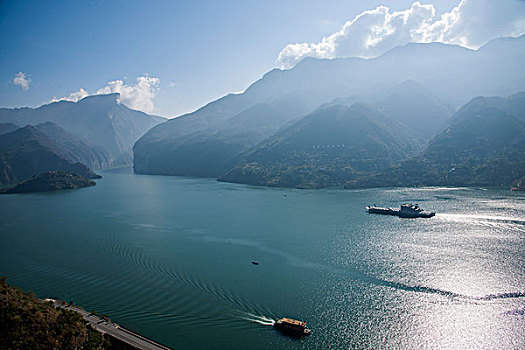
[1,0,521,117]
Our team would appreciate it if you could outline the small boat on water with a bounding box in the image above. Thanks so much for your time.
[252,261,259,265]
[274,318,311,336]
[366,203,435,218]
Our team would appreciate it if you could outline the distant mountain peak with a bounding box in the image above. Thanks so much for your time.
[77,92,121,105]
[35,121,60,128]
[19,124,39,132]
[0,92,164,169]
[134,35,525,186]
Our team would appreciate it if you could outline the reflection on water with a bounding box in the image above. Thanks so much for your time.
[0,171,524,349]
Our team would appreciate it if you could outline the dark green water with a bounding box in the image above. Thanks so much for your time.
[1,168,524,349]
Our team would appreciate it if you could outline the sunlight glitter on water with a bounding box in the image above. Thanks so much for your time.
[0,172,524,349]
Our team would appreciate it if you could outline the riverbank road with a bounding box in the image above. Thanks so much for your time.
[48,300,173,350]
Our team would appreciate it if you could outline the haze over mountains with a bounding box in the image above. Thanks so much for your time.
[0,93,165,168]
[348,92,525,188]
[0,124,100,186]
[1,36,523,190]
[134,97,310,177]
[0,94,164,190]
[218,103,422,188]
[134,35,525,188]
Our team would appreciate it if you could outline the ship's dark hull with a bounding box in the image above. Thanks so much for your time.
[274,324,311,337]
[274,319,311,337]
[366,207,398,215]
[366,206,435,218]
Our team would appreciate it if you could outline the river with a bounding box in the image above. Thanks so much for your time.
[1,168,524,349]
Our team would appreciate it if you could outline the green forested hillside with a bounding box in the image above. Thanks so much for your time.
[219,104,422,188]
[0,277,110,350]
[347,93,525,188]
[1,171,96,194]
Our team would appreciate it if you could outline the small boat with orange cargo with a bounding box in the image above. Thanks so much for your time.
[274,317,311,336]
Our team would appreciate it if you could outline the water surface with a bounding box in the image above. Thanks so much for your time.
[1,168,524,349]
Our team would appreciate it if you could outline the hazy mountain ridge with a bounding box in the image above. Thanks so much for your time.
[346,92,525,188]
[34,122,111,170]
[0,93,165,167]
[218,103,423,188]
[0,125,100,186]
[321,80,454,142]
[134,36,525,183]
[375,81,454,141]
[239,36,525,109]
[0,123,19,135]
[134,97,310,177]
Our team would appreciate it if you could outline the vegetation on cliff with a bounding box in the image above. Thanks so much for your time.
[219,104,422,188]
[0,277,110,350]
[346,93,525,189]
[0,171,96,194]
[0,125,100,186]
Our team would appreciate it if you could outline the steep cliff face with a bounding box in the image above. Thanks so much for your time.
[34,122,111,170]
[0,93,165,167]
[0,125,99,186]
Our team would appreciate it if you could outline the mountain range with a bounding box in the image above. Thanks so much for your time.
[0,93,165,168]
[218,103,422,188]
[134,97,309,176]
[133,35,525,189]
[346,92,525,188]
[2,37,523,190]
[0,124,100,186]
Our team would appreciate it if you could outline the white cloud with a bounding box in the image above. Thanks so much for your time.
[50,88,89,103]
[96,76,160,113]
[422,0,525,47]
[49,75,160,113]
[13,72,31,90]
[277,0,525,68]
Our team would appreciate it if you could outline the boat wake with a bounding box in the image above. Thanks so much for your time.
[240,312,275,326]
[438,213,525,227]
[95,229,525,330]
[96,234,276,325]
[194,234,525,303]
